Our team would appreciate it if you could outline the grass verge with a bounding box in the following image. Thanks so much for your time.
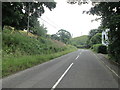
[2,48,77,77]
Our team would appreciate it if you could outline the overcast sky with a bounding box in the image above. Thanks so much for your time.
[38,1,101,37]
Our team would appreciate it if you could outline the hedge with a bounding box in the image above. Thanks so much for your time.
[93,44,107,54]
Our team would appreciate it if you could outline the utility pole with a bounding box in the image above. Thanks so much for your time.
[27,2,30,35]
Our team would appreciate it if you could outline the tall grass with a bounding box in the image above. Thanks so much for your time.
[2,29,77,77]
[3,47,76,77]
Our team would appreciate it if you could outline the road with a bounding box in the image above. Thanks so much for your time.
[2,49,119,89]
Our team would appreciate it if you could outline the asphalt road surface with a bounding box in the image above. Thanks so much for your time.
[2,49,119,89]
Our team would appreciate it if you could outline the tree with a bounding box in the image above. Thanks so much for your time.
[56,29,72,44]
[51,34,60,40]
[88,2,120,63]
[89,33,102,46]
[2,2,24,30]
[87,28,102,47]
[2,2,56,30]
[30,20,47,37]
[67,1,120,63]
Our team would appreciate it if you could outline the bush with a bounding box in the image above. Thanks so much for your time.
[93,44,107,54]
[89,33,102,47]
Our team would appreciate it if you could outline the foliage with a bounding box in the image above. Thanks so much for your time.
[70,35,88,48]
[2,2,56,30]
[30,20,47,37]
[56,29,72,44]
[2,29,77,77]
[89,33,102,46]
[88,2,120,63]
[51,34,60,40]
[3,29,66,56]
[2,2,24,29]
[3,47,76,77]
[2,30,77,77]
[51,29,72,44]
[87,28,102,48]
[93,44,107,54]
[67,2,120,63]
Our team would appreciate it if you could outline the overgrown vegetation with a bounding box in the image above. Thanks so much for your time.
[93,44,107,54]
[2,29,77,77]
[2,2,78,77]
[3,47,76,77]
[68,1,120,64]
[86,28,102,48]
[89,2,120,64]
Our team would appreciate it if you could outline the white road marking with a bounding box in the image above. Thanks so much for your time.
[75,55,79,60]
[51,63,74,90]
[111,70,120,78]
[93,52,120,78]
[106,65,120,78]
[106,65,111,70]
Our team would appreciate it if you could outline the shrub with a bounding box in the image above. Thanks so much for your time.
[89,33,102,47]
[93,44,107,54]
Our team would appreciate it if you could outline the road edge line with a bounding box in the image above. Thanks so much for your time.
[92,52,120,78]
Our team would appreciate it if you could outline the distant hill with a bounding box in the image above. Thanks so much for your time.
[70,35,88,48]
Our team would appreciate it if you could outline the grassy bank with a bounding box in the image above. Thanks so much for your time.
[2,29,77,77]
[3,48,76,77]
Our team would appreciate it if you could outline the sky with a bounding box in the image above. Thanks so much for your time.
[38,1,101,37]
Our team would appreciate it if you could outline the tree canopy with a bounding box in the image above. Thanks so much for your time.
[56,29,72,44]
[51,29,72,44]
[89,33,102,46]
[89,2,120,63]
[2,2,56,30]
[67,1,120,63]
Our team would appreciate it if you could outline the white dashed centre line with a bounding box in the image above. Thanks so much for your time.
[51,63,74,90]
[75,55,79,60]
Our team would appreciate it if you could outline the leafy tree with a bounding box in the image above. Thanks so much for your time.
[51,34,60,40]
[88,2,120,63]
[2,2,24,30]
[56,29,72,44]
[87,28,102,47]
[89,33,102,46]
[67,1,120,63]
[30,20,47,37]
[2,2,56,30]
